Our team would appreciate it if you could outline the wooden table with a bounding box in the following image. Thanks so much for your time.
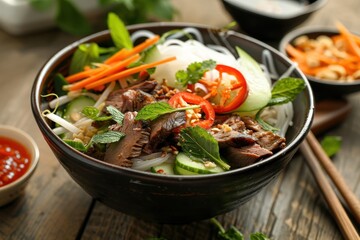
[0,0,359,239]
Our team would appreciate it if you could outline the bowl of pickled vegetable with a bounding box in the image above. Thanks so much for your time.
[279,23,360,97]
[31,14,314,223]
[0,125,40,206]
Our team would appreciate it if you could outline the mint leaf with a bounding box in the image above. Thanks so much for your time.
[106,105,124,124]
[107,12,133,50]
[250,232,270,240]
[321,136,342,157]
[82,106,112,121]
[69,43,100,74]
[176,60,216,86]
[179,126,230,170]
[92,131,125,144]
[55,0,92,36]
[135,102,200,121]
[268,77,305,106]
[64,139,87,152]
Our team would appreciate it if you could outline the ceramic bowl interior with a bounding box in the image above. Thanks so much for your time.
[0,125,40,206]
[31,22,314,223]
[279,26,360,97]
[221,0,327,40]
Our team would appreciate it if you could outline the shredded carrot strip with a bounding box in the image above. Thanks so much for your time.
[68,54,141,91]
[66,67,106,83]
[335,21,360,59]
[85,56,176,90]
[104,35,160,64]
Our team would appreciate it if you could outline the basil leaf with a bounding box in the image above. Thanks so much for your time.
[92,131,125,144]
[106,105,124,124]
[175,59,217,87]
[321,136,342,157]
[179,126,230,170]
[55,0,92,36]
[107,12,133,50]
[69,43,100,74]
[268,77,305,106]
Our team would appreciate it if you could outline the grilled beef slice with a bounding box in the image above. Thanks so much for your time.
[143,111,186,153]
[104,112,150,167]
[211,115,286,168]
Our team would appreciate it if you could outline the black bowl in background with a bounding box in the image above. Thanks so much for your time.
[279,26,360,97]
[220,0,327,40]
[31,22,314,224]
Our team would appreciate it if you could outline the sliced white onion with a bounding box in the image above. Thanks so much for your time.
[194,83,209,94]
[131,153,172,171]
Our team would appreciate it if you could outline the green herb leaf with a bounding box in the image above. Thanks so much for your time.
[250,232,271,240]
[30,0,53,11]
[54,74,68,96]
[69,43,100,74]
[82,106,112,121]
[106,105,124,124]
[321,136,342,157]
[268,77,306,106]
[92,131,125,144]
[107,12,133,50]
[55,0,92,36]
[255,110,279,132]
[179,126,230,170]
[64,140,87,152]
[175,60,217,87]
[135,102,200,121]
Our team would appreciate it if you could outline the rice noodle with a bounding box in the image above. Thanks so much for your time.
[132,152,173,171]
[167,27,204,43]
[130,30,156,42]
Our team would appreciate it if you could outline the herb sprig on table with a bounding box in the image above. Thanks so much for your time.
[29,0,176,35]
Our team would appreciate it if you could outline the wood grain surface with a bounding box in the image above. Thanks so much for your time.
[0,0,359,239]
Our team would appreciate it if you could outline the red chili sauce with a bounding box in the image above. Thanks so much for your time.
[0,137,31,187]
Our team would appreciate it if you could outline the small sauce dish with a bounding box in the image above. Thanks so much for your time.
[0,125,39,206]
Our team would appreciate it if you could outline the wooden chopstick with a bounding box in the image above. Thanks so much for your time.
[306,131,360,224]
[300,132,360,240]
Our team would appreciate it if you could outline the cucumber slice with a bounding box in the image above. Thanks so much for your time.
[151,162,175,175]
[63,95,96,123]
[234,46,272,113]
[175,153,225,174]
[174,165,198,175]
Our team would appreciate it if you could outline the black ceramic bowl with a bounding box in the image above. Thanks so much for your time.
[31,22,314,224]
[279,26,360,97]
[221,0,327,40]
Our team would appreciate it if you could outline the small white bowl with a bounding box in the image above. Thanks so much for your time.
[0,125,39,206]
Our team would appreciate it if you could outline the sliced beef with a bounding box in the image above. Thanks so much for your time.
[104,112,150,167]
[221,144,273,168]
[209,115,255,148]
[242,116,286,151]
[143,111,186,153]
[105,89,156,113]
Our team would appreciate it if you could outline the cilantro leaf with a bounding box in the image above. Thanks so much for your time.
[135,102,200,121]
[107,12,133,50]
[179,126,230,170]
[175,60,216,86]
[92,131,125,144]
[321,136,342,157]
[268,77,306,106]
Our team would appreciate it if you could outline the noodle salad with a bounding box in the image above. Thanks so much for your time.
[42,13,305,175]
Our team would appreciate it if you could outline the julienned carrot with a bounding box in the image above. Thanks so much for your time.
[335,21,360,58]
[85,56,176,90]
[68,54,141,91]
[105,35,160,64]
[66,67,106,83]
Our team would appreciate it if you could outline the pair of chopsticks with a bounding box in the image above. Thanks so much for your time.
[300,131,360,240]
